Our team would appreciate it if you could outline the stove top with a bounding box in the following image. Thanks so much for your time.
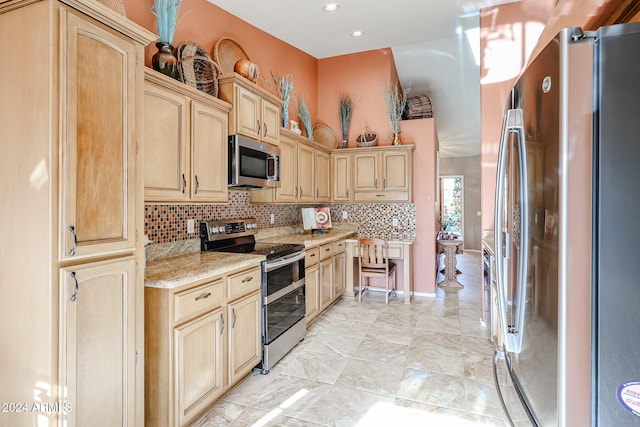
[200,218,304,260]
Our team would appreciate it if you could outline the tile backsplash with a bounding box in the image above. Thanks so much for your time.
[145,191,416,246]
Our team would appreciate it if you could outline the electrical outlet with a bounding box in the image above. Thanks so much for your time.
[392,218,399,227]
[270,213,275,224]
[187,219,195,234]
[342,211,348,220]
[476,210,482,217]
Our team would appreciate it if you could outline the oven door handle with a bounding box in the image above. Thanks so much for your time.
[263,251,306,272]
[264,278,306,305]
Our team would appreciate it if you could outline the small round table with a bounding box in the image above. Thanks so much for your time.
[437,238,464,289]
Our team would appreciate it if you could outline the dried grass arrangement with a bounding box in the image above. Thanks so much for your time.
[382,82,410,138]
[271,71,295,128]
[149,0,181,44]
[339,94,353,148]
[296,95,313,140]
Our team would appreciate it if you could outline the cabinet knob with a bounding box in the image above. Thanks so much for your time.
[241,276,253,283]
[195,292,211,301]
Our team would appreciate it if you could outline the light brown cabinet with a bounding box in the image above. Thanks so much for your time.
[218,73,281,145]
[331,152,352,202]
[228,290,262,383]
[352,146,413,202]
[59,257,137,427]
[251,129,331,204]
[144,70,231,202]
[305,262,321,322]
[305,240,347,323]
[174,307,225,426]
[332,241,346,298]
[145,265,263,427]
[0,2,153,426]
[319,257,334,310]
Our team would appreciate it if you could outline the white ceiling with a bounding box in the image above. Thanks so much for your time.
[208,0,518,157]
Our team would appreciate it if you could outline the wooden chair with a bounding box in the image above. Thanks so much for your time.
[357,238,397,304]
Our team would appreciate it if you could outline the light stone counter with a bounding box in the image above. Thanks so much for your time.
[257,228,358,248]
[145,251,265,289]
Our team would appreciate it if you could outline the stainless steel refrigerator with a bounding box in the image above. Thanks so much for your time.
[493,22,640,426]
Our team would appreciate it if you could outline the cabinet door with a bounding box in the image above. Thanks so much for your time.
[235,86,261,139]
[59,257,137,427]
[383,150,411,191]
[261,99,280,145]
[332,153,351,202]
[353,152,380,192]
[275,136,298,202]
[297,143,315,202]
[305,264,320,322]
[143,82,189,201]
[333,252,346,299]
[61,12,138,260]
[315,149,331,202]
[228,291,261,384]
[175,309,225,427]
[191,101,228,202]
[319,258,333,310]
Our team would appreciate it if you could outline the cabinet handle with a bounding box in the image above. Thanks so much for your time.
[194,175,199,194]
[68,225,77,256]
[384,178,387,189]
[231,307,237,329]
[375,178,378,189]
[376,194,386,197]
[346,189,349,199]
[241,276,253,283]
[181,174,186,194]
[220,313,225,335]
[295,187,298,198]
[256,120,260,134]
[316,188,319,198]
[299,186,302,198]
[70,271,79,302]
[195,292,211,301]
[263,122,268,138]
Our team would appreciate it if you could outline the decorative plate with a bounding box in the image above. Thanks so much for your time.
[213,37,252,74]
[312,124,339,149]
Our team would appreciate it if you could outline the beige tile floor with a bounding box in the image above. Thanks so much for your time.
[194,251,524,426]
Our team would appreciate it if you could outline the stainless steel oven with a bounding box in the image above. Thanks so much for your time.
[261,250,306,373]
[200,218,306,374]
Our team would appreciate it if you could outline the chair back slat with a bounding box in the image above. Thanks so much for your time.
[358,238,388,269]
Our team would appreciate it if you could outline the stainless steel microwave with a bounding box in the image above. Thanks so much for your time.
[228,135,281,189]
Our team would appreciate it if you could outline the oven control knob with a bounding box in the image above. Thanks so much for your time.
[218,226,225,233]
[209,226,217,234]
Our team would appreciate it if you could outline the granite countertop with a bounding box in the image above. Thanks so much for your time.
[257,228,358,248]
[482,230,495,255]
[145,251,265,290]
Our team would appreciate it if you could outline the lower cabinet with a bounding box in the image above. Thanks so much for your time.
[228,290,262,384]
[59,257,137,427]
[175,308,225,426]
[145,265,262,427]
[305,262,321,322]
[305,239,347,323]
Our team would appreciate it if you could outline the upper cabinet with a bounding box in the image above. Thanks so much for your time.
[144,70,231,203]
[60,10,141,261]
[331,145,414,203]
[352,146,414,202]
[218,73,281,145]
[250,129,331,204]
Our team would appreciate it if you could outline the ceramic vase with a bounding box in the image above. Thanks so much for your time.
[152,42,178,79]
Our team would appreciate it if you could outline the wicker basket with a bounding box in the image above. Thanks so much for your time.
[176,41,222,97]
[213,37,251,74]
[356,133,377,147]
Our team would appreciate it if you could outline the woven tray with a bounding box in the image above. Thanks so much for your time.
[213,37,251,74]
[312,124,339,150]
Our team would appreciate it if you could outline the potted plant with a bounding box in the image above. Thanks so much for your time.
[338,94,353,148]
[382,82,410,145]
[150,0,181,79]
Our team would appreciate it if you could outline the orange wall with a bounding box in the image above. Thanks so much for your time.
[317,49,401,147]
[123,0,318,123]
[404,118,439,294]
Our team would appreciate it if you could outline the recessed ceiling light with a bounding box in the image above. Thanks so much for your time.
[351,30,365,37]
[323,3,340,12]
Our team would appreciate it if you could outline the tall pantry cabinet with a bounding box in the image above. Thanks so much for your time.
[0,1,154,426]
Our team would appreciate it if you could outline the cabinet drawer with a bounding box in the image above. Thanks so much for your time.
[174,280,224,324]
[332,240,345,254]
[305,248,320,266]
[227,266,261,301]
[353,191,410,202]
[387,244,403,259]
[319,243,333,261]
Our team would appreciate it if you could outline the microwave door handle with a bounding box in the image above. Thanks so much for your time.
[267,154,279,180]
